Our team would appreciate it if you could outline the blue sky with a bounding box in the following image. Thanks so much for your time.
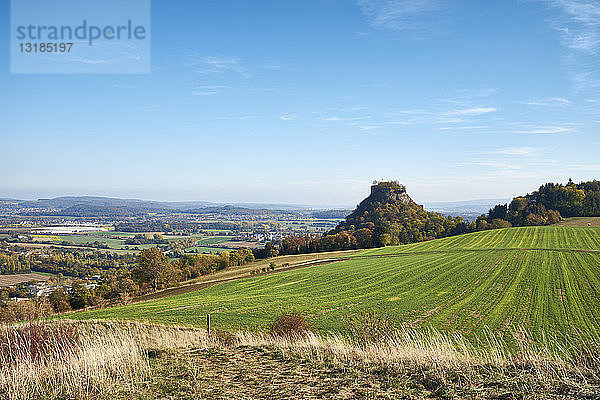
[1,0,599,207]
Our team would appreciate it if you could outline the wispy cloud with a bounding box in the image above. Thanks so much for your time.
[493,147,542,156]
[191,85,229,96]
[279,114,296,121]
[541,0,600,90]
[465,161,525,170]
[467,147,546,159]
[522,97,571,106]
[324,116,371,122]
[357,0,442,32]
[263,64,281,70]
[355,125,381,132]
[439,125,488,131]
[514,125,573,134]
[446,107,497,116]
[549,0,600,54]
[564,163,600,170]
[187,55,248,76]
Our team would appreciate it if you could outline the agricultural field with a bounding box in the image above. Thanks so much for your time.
[31,233,157,251]
[184,246,230,254]
[183,237,260,253]
[356,226,600,256]
[162,234,206,241]
[11,229,243,255]
[70,226,600,341]
[0,272,54,287]
[196,236,232,245]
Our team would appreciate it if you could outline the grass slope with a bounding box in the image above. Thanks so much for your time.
[69,226,600,340]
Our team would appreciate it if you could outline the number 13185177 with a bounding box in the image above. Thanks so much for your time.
[19,43,73,53]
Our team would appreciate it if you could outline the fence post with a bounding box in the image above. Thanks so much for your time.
[207,314,211,334]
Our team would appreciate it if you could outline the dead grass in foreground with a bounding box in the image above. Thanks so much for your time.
[0,320,599,399]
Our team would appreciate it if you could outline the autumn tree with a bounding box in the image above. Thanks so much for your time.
[132,247,179,291]
[69,281,92,310]
[49,287,72,312]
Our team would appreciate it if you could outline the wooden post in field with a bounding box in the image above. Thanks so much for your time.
[207,314,211,333]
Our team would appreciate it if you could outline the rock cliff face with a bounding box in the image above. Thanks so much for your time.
[367,182,414,206]
[331,181,424,235]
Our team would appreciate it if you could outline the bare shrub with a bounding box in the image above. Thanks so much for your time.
[270,312,311,337]
[0,299,53,323]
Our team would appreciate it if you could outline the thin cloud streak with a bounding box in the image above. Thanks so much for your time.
[514,125,573,134]
[446,107,497,116]
[187,55,248,77]
[191,85,229,96]
[357,0,441,32]
[522,97,571,106]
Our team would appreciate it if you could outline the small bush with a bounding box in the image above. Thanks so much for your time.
[0,299,53,323]
[270,313,311,337]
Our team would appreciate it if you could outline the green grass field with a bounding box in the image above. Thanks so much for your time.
[196,236,232,245]
[68,226,600,341]
[356,226,600,255]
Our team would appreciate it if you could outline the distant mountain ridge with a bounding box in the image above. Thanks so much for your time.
[0,195,349,216]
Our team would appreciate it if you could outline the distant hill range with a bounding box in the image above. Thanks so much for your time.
[3,179,597,223]
[0,195,351,217]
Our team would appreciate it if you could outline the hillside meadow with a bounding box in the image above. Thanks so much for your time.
[67,226,600,342]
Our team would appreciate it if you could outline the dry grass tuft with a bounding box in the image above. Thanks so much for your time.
[0,321,149,400]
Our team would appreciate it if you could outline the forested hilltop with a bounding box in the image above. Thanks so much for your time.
[277,179,600,254]
[484,179,600,228]
[328,181,468,246]
[278,181,469,253]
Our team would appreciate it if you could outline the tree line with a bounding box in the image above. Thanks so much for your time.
[482,179,599,228]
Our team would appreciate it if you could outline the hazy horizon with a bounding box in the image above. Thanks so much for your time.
[0,189,514,209]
